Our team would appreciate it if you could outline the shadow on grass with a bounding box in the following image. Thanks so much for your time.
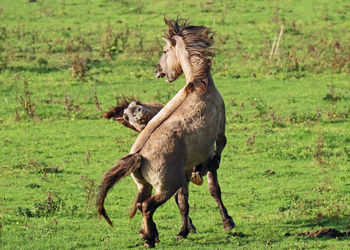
[285,216,349,229]
[284,216,350,241]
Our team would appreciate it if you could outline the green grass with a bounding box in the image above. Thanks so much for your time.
[1,0,350,249]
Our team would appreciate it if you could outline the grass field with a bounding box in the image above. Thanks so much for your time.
[1,0,350,249]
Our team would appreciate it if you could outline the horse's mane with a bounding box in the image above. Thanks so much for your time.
[164,18,215,92]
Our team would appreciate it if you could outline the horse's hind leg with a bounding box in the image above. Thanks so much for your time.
[174,181,195,238]
[134,184,152,236]
[207,158,235,231]
[130,172,153,237]
[215,133,227,162]
[141,192,173,248]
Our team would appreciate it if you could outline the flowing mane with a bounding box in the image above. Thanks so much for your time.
[164,18,215,92]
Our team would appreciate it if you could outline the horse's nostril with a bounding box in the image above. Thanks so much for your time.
[124,114,129,121]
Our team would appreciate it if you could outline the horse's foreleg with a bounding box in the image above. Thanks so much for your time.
[174,181,195,238]
[207,160,235,231]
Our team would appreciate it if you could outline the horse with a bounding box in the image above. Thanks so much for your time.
[105,99,234,232]
[97,18,235,248]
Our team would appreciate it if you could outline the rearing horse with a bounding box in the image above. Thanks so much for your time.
[97,18,234,248]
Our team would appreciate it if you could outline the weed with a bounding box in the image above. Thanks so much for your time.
[246,131,257,146]
[71,53,88,80]
[93,86,102,111]
[229,99,238,106]
[13,158,62,174]
[270,111,286,128]
[80,176,96,212]
[323,86,342,103]
[313,135,325,165]
[18,80,37,119]
[63,94,81,117]
[251,98,269,117]
[85,151,91,164]
[101,23,117,58]
[17,192,65,218]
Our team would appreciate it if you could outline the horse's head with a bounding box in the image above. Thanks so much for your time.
[123,101,150,132]
[155,18,214,86]
[155,36,183,83]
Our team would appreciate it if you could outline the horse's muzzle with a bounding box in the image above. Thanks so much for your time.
[155,64,165,78]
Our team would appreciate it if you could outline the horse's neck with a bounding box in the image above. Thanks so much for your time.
[175,37,212,87]
[174,36,194,83]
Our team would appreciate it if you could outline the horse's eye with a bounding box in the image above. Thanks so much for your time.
[163,51,166,54]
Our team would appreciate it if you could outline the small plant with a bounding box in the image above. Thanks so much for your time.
[18,80,37,119]
[101,23,117,58]
[94,86,102,111]
[63,94,81,117]
[13,158,62,174]
[251,98,269,117]
[85,151,91,164]
[270,111,286,128]
[81,176,96,211]
[323,86,342,103]
[246,131,257,146]
[71,53,88,80]
[313,135,325,165]
[17,192,65,217]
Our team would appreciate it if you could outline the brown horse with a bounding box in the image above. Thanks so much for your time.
[97,18,234,248]
[105,99,234,232]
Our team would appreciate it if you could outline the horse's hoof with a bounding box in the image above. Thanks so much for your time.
[155,236,160,243]
[223,217,235,231]
[189,225,196,233]
[144,239,155,248]
[176,230,189,239]
[191,172,203,185]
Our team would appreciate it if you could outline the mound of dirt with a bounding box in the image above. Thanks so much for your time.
[295,228,350,238]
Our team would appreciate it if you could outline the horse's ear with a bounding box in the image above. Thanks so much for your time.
[162,36,176,47]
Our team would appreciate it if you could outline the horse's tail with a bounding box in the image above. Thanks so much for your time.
[97,153,142,227]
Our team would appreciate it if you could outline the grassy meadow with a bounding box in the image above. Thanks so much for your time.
[1,0,350,248]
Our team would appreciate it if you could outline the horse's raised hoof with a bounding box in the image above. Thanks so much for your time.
[191,172,203,185]
[223,217,235,231]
